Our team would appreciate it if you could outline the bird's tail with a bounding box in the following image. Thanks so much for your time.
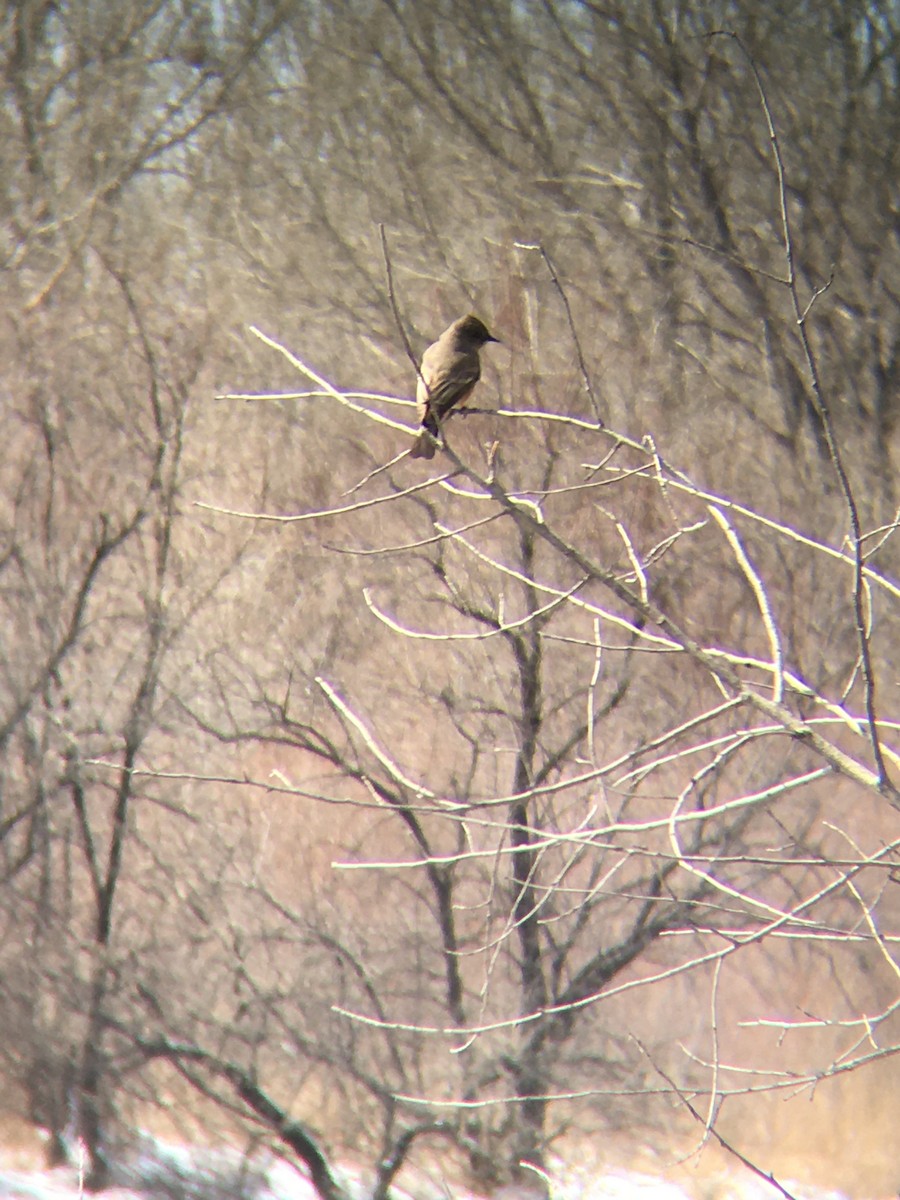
[409,430,437,459]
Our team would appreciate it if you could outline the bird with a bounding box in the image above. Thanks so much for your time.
[409,314,499,459]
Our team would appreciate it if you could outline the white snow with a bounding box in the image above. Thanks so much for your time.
[0,1139,859,1200]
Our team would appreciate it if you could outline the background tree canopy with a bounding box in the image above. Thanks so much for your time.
[0,2,898,1198]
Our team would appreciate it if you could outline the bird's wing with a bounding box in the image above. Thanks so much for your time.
[416,350,481,423]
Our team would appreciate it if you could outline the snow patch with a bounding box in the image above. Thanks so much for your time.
[0,1139,859,1200]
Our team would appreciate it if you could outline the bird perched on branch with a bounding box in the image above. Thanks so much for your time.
[409,314,500,459]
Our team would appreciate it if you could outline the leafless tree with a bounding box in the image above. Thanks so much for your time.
[1,3,898,1198]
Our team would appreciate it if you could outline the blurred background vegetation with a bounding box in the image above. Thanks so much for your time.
[0,2,898,1197]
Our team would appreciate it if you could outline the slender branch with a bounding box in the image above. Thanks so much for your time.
[379,223,427,394]
[515,241,604,425]
[635,1039,800,1200]
[714,30,891,790]
[709,505,783,703]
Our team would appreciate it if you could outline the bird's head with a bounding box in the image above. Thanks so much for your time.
[456,314,500,346]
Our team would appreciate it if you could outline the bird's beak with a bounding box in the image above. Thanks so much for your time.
[488,335,501,343]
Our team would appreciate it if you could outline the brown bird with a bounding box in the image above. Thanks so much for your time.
[409,314,499,459]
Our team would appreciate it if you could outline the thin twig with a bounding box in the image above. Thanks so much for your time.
[515,241,604,425]
[634,1038,800,1200]
[341,450,410,496]
[379,223,426,391]
[195,473,452,523]
[713,30,893,795]
[709,505,783,703]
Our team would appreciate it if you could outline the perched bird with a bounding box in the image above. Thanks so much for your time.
[409,314,499,459]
